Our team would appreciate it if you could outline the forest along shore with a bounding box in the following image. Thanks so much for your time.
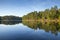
[22,6,60,23]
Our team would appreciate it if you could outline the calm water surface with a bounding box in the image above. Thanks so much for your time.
[0,21,60,40]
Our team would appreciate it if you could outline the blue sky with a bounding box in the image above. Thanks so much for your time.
[0,0,60,17]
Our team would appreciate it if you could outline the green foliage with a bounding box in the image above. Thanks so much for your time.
[22,6,60,20]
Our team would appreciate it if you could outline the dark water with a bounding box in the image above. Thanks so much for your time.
[0,21,60,40]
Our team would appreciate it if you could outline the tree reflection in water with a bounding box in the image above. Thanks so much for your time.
[0,20,60,36]
[0,20,22,25]
[22,21,60,36]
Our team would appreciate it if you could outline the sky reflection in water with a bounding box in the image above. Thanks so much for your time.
[0,22,60,40]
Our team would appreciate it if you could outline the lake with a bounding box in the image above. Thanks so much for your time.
[0,21,60,40]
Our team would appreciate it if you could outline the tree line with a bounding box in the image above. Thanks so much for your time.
[0,16,22,21]
[22,6,60,21]
[0,6,60,22]
[0,16,22,25]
